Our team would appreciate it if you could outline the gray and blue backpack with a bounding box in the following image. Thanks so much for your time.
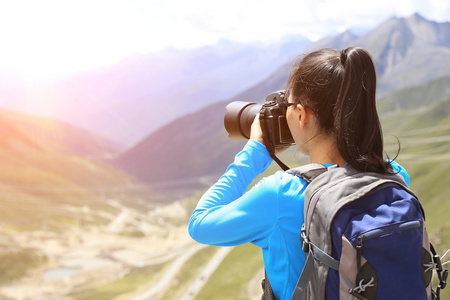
[262,164,448,300]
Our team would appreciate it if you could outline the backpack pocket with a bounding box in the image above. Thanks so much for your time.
[343,220,427,300]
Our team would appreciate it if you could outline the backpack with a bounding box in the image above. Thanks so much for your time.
[261,163,448,300]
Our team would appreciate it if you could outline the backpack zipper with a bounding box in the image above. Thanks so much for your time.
[355,220,421,243]
[355,220,421,272]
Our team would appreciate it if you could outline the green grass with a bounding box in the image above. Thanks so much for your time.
[377,75,450,115]
[380,91,450,299]
[0,148,163,232]
[381,99,450,251]
[68,262,168,300]
[161,246,219,299]
[399,160,450,247]
[0,248,47,285]
[195,244,263,300]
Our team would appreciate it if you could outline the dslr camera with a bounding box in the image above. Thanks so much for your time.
[224,90,295,148]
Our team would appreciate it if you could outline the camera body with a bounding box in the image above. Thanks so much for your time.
[224,90,294,148]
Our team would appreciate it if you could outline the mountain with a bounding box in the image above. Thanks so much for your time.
[300,13,450,97]
[377,75,450,116]
[0,108,166,231]
[306,29,359,51]
[353,13,450,96]
[0,108,121,158]
[2,14,447,148]
[0,36,311,146]
[115,14,450,197]
[114,100,247,198]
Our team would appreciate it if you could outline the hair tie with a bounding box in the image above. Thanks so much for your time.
[340,49,347,65]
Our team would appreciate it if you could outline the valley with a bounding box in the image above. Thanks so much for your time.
[0,198,192,299]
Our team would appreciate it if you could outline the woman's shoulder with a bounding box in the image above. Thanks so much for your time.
[389,160,410,187]
[258,170,309,198]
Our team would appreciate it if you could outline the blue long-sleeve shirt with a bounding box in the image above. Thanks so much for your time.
[188,139,410,300]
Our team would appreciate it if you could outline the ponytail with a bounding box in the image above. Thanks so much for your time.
[335,47,391,173]
[287,47,392,173]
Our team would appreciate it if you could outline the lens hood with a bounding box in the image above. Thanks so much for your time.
[224,101,261,140]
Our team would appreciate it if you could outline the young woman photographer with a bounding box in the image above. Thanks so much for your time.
[188,47,409,300]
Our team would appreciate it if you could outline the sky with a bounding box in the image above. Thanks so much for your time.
[0,0,448,84]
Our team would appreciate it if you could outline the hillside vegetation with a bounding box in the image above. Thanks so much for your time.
[379,77,450,254]
[0,109,167,232]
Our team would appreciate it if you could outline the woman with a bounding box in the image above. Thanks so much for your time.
[188,47,409,300]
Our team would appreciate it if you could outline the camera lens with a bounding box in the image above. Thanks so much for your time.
[224,101,261,140]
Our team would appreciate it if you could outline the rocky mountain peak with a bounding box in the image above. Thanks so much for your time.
[405,13,450,45]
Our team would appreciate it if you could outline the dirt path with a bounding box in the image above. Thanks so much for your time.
[180,246,233,300]
[131,243,208,300]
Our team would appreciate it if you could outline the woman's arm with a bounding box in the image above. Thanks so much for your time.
[188,139,276,246]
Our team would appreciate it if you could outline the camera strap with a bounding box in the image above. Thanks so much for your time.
[259,113,290,171]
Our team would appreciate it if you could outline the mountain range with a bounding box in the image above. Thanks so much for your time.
[2,13,448,149]
[0,13,449,199]
[115,13,450,197]
[0,35,311,146]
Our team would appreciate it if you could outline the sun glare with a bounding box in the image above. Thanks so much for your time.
[0,1,163,84]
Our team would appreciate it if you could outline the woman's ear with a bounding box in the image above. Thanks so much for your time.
[297,104,311,128]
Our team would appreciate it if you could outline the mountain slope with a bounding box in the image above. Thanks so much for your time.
[115,101,245,197]
[377,75,450,117]
[354,13,450,96]
[0,108,121,157]
[0,108,165,231]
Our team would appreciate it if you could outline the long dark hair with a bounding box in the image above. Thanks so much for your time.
[287,47,392,173]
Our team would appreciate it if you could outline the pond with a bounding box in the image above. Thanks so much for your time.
[43,268,81,281]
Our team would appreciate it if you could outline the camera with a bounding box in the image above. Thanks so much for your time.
[224,90,294,148]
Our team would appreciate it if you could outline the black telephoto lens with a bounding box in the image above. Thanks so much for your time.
[224,101,261,140]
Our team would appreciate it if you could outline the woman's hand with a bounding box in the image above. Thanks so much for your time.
[250,114,264,145]
[250,114,291,156]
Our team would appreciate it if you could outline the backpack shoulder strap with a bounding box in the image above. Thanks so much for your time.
[261,164,331,300]
[287,163,336,183]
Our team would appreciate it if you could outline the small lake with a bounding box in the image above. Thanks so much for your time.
[43,268,81,281]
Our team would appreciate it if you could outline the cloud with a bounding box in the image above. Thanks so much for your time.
[150,0,449,46]
[154,0,316,44]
